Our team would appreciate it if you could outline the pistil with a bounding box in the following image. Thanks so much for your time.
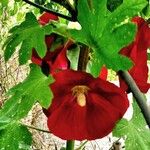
[71,85,90,107]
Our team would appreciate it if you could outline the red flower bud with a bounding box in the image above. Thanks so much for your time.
[31,40,72,74]
[31,12,72,75]
[38,12,58,26]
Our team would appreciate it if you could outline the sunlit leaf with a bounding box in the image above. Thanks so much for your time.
[113,102,150,150]
[0,64,54,125]
[4,12,52,65]
[70,0,147,76]
[0,122,32,150]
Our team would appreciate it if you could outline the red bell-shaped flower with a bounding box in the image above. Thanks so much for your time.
[32,40,72,75]
[120,17,150,93]
[46,70,129,140]
[31,12,72,75]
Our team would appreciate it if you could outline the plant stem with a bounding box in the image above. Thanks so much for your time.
[23,124,50,133]
[77,45,90,71]
[118,70,150,128]
[66,140,75,150]
[22,0,74,21]
[51,0,77,21]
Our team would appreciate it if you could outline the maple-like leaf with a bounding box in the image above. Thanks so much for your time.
[0,122,32,150]
[70,0,147,76]
[0,64,54,125]
[4,12,52,65]
[113,102,150,150]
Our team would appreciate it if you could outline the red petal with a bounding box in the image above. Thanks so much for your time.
[38,12,58,25]
[51,40,73,73]
[46,70,129,140]
[99,66,108,80]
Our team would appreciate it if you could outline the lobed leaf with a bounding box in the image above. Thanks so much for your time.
[4,12,52,65]
[0,122,32,150]
[0,64,54,125]
[70,0,147,76]
[113,102,150,150]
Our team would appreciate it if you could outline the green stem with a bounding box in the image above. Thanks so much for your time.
[66,140,75,150]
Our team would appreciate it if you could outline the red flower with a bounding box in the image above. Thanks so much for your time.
[32,40,72,75]
[46,70,129,140]
[38,12,58,26]
[120,17,150,93]
[31,12,72,75]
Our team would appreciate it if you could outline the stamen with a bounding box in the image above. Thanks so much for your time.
[71,85,90,107]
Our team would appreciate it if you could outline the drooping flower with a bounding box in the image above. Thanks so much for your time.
[31,12,72,75]
[120,16,150,93]
[32,40,72,75]
[45,69,129,140]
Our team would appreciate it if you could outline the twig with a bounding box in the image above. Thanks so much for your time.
[23,124,50,133]
[75,140,88,150]
[22,0,75,21]
[52,0,76,16]
[118,70,150,128]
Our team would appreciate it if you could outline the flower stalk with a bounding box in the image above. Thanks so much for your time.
[66,140,75,150]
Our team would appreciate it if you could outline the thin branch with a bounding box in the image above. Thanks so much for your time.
[51,0,77,21]
[22,0,75,21]
[23,124,50,133]
[76,141,88,150]
[51,0,76,14]
[118,70,150,128]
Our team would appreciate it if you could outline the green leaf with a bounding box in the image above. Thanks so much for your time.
[70,0,147,76]
[0,0,8,7]
[0,122,32,150]
[142,3,150,18]
[107,0,123,12]
[113,102,150,150]
[0,64,54,124]
[87,52,103,77]
[4,12,52,65]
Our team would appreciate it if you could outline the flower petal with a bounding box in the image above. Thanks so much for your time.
[38,12,58,26]
[120,17,150,93]
[99,66,108,80]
